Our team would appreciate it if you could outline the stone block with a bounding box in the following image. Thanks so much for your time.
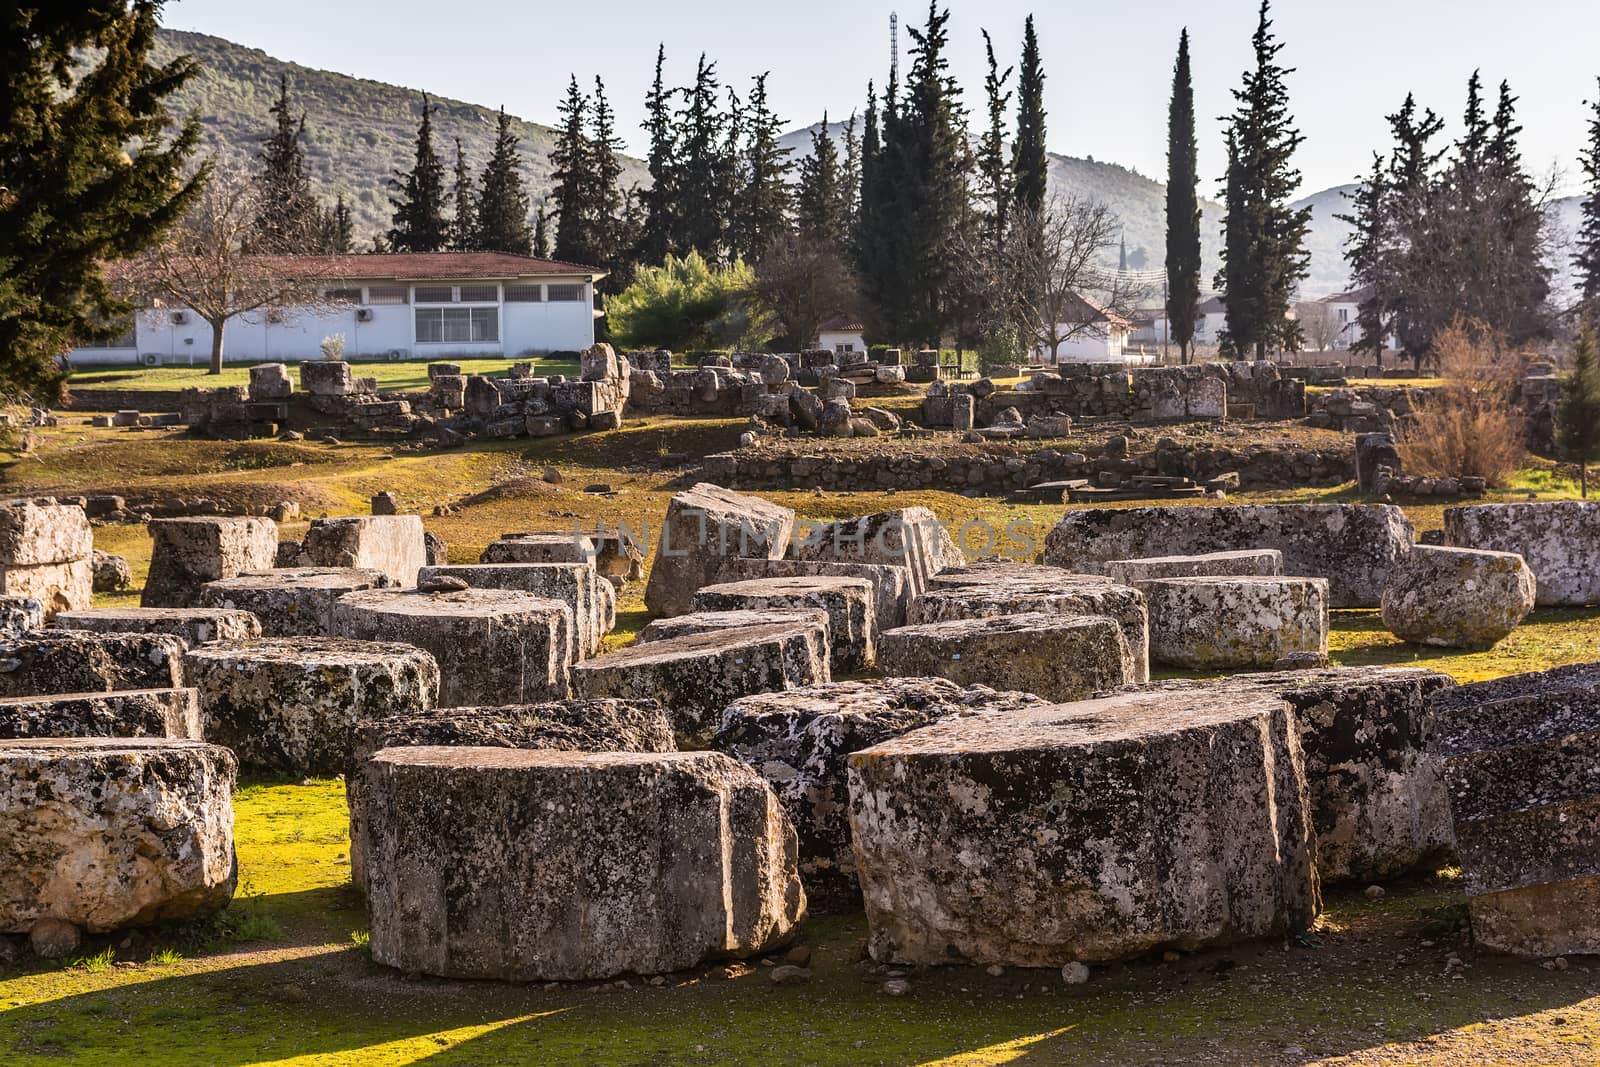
[0,596,44,638]
[1443,502,1600,606]
[1186,376,1227,418]
[0,630,185,697]
[0,559,92,617]
[692,575,877,673]
[637,608,830,648]
[643,484,796,617]
[200,567,393,637]
[480,532,595,565]
[708,557,914,633]
[299,360,354,396]
[0,687,201,740]
[143,517,279,608]
[56,604,262,652]
[1142,576,1328,669]
[0,501,92,566]
[1104,549,1283,585]
[91,549,132,593]
[1381,545,1536,648]
[419,562,612,660]
[793,506,965,597]
[879,612,1128,701]
[1356,432,1401,493]
[298,515,426,587]
[580,342,620,381]
[248,363,292,401]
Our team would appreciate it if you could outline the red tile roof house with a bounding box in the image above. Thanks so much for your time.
[76,252,605,366]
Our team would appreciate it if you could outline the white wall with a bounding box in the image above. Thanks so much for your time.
[1035,325,1134,363]
[816,330,865,353]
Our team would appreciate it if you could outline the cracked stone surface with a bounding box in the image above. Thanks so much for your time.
[1381,545,1536,648]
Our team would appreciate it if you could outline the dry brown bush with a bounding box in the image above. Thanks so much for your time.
[1431,316,1529,383]
[1400,386,1526,486]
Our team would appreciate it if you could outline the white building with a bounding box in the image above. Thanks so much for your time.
[76,252,604,366]
[814,317,866,355]
[1032,293,1139,363]
[1191,295,1228,347]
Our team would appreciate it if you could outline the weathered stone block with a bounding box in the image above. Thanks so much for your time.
[848,690,1320,965]
[1105,549,1283,585]
[1143,576,1328,669]
[143,517,279,608]
[56,607,262,648]
[1443,502,1600,606]
[364,748,805,980]
[708,557,914,633]
[0,687,201,740]
[0,738,236,936]
[0,596,44,638]
[879,612,1128,701]
[692,575,876,672]
[419,562,611,660]
[792,506,965,597]
[637,608,830,648]
[298,515,426,588]
[0,630,185,697]
[248,363,292,401]
[1381,545,1536,648]
[91,549,132,593]
[200,567,394,637]
[714,679,1048,910]
[0,501,92,566]
[184,637,439,775]
[0,559,91,617]
[644,484,796,617]
[299,360,354,396]
[580,341,620,382]
[480,532,595,565]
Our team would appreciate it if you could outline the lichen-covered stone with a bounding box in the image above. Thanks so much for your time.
[1381,545,1536,648]
[0,558,92,618]
[1147,666,1456,883]
[0,501,93,565]
[143,517,279,608]
[332,588,571,707]
[419,563,612,660]
[480,532,595,565]
[708,557,914,632]
[638,608,830,647]
[1104,549,1283,586]
[879,612,1128,701]
[644,484,796,617]
[713,678,1048,910]
[574,623,830,748]
[1044,504,1412,607]
[364,747,805,980]
[1142,576,1328,669]
[200,567,394,637]
[0,596,44,638]
[56,607,262,648]
[298,515,427,588]
[847,690,1320,966]
[792,506,964,597]
[1429,664,1600,956]
[0,738,236,935]
[907,562,1149,684]
[1443,502,1600,606]
[0,688,201,740]
[91,550,132,593]
[692,575,876,672]
[0,630,185,697]
[183,637,439,775]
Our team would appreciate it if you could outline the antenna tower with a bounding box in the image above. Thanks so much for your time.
[889,11,899,86]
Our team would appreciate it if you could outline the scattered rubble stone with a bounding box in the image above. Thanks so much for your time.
[1381,545,1536,648]
[0,596,44,638]
[90,550,132,593]
[143,517,278,608]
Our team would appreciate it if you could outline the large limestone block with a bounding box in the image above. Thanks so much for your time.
[144,517,279,608]
[908,562,1149,684]
[879,613,1128,701]
[419,563,612,660]
[0,595,44,637]
[200,567,394,637]
[0,738,236,935]
[573,623,830,748]
[0,558,92,617]
[1430,664,1600,956]
[638,608,830,647]
[480,532,595,565]
[848,691,1321,966]
[332,588,571,707]
[299,516,427,588]
[644,484,795,617]
[364,748,806,980]
[692,575,876,672]
[1443,502,1600,606]
[1381,545,1536,648]
[1105,549,1283,585]
[56,607,262,648]
[792,506,964,597]
[1148,666,1456,883]
[184,637,439,775]
[0,630,185,697]
[0,501,92,566]
[299,359,354,395]
[1143,576,1328,669]
[0,688,201,740]
[713,678,1048,910]
[1044,504,1412,607]
[709,557,914,632]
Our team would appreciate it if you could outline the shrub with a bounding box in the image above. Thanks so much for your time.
[604,251,772,352]
[319,333,345,361]
[1400,385,1526,486]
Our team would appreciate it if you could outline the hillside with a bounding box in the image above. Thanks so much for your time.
[151,29,649,245]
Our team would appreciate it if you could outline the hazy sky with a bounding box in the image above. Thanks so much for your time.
[164,0,1600,195]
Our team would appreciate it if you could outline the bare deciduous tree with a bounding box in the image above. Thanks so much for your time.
[749,232,863,351]
[122,165,336,374]
[1295,300,1341,353]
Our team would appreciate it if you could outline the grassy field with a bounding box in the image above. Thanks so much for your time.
[64,357,581,395]
[3,418,1599,1064]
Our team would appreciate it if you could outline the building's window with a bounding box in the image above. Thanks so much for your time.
[458,284,499,303]
[326,287,362,303]
[81,316,137,348]
[415,306,498,344]
[367,286,407,305]
[504,284,543,302]
[1338,308,1349,322]
[414,285,454,304]
[835,343,855,354]
[546,283,586,302]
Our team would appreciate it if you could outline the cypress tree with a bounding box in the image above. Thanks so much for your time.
[387,94,448,252]
[855,84,882,276]
[1011,15,1048,216]
[1557,327,1600,497]
[1164,28,1202,363]
[250,74,321,252]
[977,30,1014,245]
[589,76,627,270]
[730,73,793,262]
[476,108,532,255]
[549,76,591,263]
[1214,0,1311,358]
[533,206,551,259]
[839,110,862,243]
[1340,153,1390,362]
[448,139,477,251]
[796,115,846,248]
[1576,81,1600,315]
[637,44,679,263]
[676,55,730,261]
[0,0,204,400]
[323,196,354,253]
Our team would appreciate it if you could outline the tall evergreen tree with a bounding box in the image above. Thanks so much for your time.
[1164,28,1202,362]
[1340,153,1390,361]
[977,30,1014,246]
[387,94,448,252]
[730,73,793,262]
[1558,327,1600,497]
[676,55,731,261]
[448,139,477,251]
[1576,81,1600,315]
[1011,15,1048,216]
[249,74,321,252]
[549,76,592,263]
[796,115,846,248]
[322,196,354,253]
[0,0,205,400]
[636,44,679,263]
[588,76,628,270]
[839,110,862,244]
[476,108,532,255]
[533,206,551,259]
[1214,0,1311,357]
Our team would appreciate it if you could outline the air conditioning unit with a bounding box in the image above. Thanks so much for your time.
[356,308,374,322]
[169,311,188,325]
[387,348,408,361]
[139,352,161,367]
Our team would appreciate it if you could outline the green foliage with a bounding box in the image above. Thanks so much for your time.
[1011,16,1048,216]
[605,251,770,351]
[795,113,847,248]
[249,74,323,252]
[1165,29,1202,361]
[550,75,630,273]
[448,139,477,252]
[0,1,205,403]
[728,73,794,262]
[387,94,449,252]
[1578,81,1600,314]
[476,108,532,254]
[146,947,183,966]
[1557,328,1600,496]
[72,947,117,972]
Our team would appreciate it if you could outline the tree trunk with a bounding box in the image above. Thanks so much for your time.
[208,320,225,375]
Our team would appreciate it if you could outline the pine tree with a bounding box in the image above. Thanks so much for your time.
[1340,153,1390,362]
[636,44,679,263]
[1576,82,1600,315]
[977,30,1014,245]
[533,206,551,259]
[588,76,627,270]
[0,0,204,400]
[1214,0,1311,357]
[730,73,793,262]
[476,108,532,255]
[1164,28,1202,362]
[448,139,478,251]
[550,76,592,264]
[796,115,846,248]
[249,74,321,252]
[1558,327,1600,497]
[676,55,731,261]
[839,110,862,246]
[322,196,354,253]
[387,94,448,252]
[1011,15,1048,216]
